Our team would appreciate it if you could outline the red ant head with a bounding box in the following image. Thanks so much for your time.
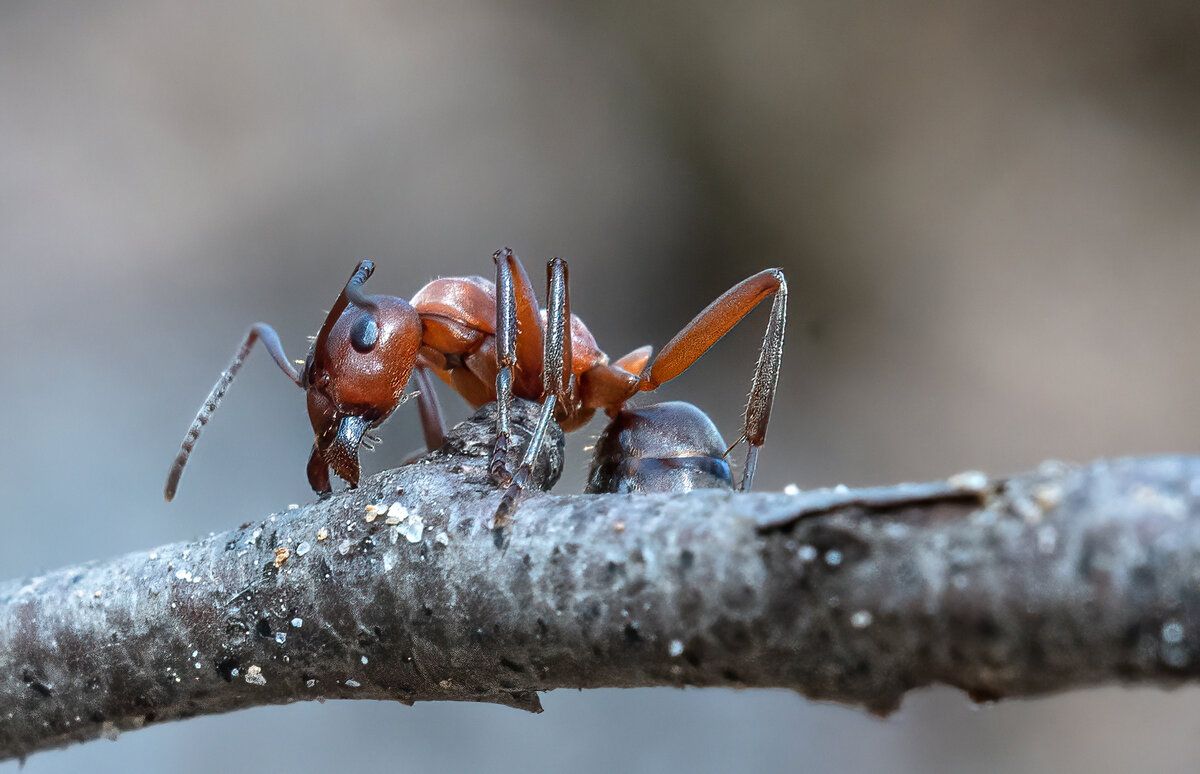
[304,261,421,485]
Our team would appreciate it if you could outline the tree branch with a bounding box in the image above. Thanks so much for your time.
[4,399,1200,761]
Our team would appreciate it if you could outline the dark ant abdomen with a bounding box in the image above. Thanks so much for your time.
[585,401,733,494]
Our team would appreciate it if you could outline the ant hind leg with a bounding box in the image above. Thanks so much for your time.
[638,268,787,491]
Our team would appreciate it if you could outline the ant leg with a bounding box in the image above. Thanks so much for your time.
[639,268,787,491]
[492,389,558,526]
[490,249,543,484]
[493,257,572,525]
[164,323,303,501]
[491,250,517,483]
[411,367,446,451]
[739,277,786,489]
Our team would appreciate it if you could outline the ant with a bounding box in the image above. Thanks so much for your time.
[165,252,787,523]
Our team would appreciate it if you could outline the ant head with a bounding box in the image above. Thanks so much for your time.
[304,261,421,484]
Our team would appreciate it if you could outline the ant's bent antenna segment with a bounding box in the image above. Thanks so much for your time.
[344,260,378,312]
[164,323,303,501]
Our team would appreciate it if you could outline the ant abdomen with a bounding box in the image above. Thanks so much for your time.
[585,401,733,494]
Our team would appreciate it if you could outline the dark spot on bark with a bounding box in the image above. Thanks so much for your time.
[680,550,695,570]
[629,549,645,564]
[423,605,434,617]
[1114,660,1138,678]
[624,624,641,644]
[493,530,508,550]
[316,557,333,579]
[582,600,602,621]
[625,578,648,596]
[499,658,526,673]
[1026,638,1046,669]
[536,618,549,636]
[1121,623,1142,648]
[722,669,741,683]
[70,573,84,585]
[967,686,1002,704]
[256,618,272,638]
[720,584,757,611]
[977,617,1000,638]
[224,540,238,552]
[711,618,752,652]
[847,659,871,679]
[1132,564,1156,588]
[606,561,626,582]
[1077,535,1098,579]
[22,670,51,697]
[90,712,105,724]
[523,554,532,566]
[215,658,238,682]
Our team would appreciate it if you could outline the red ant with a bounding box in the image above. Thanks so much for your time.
[165,252,787,522]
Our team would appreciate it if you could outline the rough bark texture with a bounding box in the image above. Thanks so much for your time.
[4,399,1200,761]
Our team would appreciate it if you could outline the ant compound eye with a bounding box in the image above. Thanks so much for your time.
[350,315,379,353]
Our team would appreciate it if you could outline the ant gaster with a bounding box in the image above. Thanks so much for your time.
[166,253,787,523]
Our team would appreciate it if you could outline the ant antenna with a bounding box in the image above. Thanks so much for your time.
[344,260,378,312]
[164,323,302,501]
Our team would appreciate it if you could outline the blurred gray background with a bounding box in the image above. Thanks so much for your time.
[3,1,1200,771]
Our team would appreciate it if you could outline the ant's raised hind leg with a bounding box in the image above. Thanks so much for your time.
[638,268,787,490]
[492,257,572,526]
[164,323,304,501]
[490,248,543,484]
[738,272,786,489]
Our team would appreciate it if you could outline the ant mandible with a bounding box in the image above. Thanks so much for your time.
[165,252,787,523]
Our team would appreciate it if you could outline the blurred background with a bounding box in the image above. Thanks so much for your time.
[3,1,1200,771]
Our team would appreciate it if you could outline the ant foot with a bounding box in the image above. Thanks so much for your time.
[489,433,514,485]
[489,467,530,528]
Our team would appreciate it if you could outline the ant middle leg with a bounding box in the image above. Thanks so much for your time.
[493,257,572,525]
[490,248,544,484]
[411,366,446,452]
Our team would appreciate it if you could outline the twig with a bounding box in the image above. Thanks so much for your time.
[4,400,1200,761]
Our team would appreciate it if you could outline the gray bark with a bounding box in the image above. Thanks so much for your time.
[4,399,1200,761]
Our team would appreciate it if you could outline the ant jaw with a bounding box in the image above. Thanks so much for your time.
[319,414,370,487]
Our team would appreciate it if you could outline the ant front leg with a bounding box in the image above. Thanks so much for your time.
[638,268,787,490]
[490,249,543,484]
[165,323,304,501]
[493,257,572,526]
